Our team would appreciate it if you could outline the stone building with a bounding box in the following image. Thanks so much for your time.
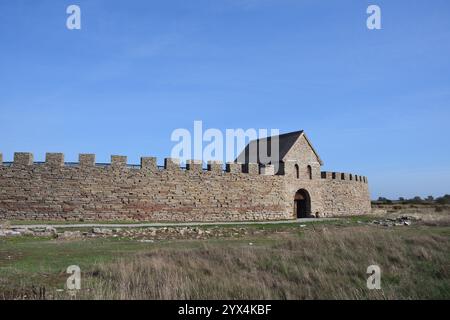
[0,130,370,222]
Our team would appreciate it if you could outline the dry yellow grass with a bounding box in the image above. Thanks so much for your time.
[82,225,450,300]
[372,204,450,224]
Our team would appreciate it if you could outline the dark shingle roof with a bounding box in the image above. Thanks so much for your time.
[236,130,305,164]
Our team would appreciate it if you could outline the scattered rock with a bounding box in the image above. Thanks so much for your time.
[0,230,22,236]
[0,224,295,240]
[45,226,57,234]
[21,229,35,236]
[57,231,82,239]
[371,216,418,227]
[92,228,113,235]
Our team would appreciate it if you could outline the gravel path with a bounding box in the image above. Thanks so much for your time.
[11,218,335,229]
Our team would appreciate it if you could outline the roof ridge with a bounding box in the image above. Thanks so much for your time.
[253,130,304,141]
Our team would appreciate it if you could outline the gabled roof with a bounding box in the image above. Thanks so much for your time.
[235,130,323,165]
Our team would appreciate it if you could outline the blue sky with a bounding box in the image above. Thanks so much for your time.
[0,0,449,199]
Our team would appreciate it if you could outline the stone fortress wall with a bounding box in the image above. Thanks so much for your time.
[0,152,370,222]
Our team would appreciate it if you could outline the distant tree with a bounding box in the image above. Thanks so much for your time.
[377,197,392,204]
[426,195,434,202]
[398,197,405,201]
[436,194,450,205]
[411,196,423,204]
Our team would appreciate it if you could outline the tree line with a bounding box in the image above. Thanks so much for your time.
[374,194,450,205]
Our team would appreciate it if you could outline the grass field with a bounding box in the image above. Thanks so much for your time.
[0,208,449,300]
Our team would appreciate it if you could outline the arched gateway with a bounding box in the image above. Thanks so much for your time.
[294,189,311,218]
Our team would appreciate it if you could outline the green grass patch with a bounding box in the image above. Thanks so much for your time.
[1,221,449,299]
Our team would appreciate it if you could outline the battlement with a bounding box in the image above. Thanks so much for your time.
[0,152,271,176]
[320,171,368,184]
[0,153,368,184]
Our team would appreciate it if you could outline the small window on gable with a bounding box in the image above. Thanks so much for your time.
[295,164,300,179]
[307,165,312,180]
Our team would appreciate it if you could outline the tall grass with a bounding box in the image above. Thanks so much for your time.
[83,226,450,299]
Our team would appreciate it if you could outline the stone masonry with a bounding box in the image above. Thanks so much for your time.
[0,131,371,222]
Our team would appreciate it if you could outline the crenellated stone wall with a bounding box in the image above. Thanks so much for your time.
[0,152,370,222]
[319,171,371,217]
